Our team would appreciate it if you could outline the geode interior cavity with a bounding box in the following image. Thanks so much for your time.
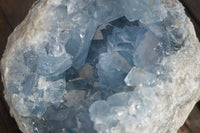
[1,0,200,133]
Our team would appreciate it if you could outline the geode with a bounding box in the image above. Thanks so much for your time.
[1,0,200,133]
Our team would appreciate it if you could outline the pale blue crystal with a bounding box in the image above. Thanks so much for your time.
[87,0,124,23]
[133,30,162,72]
[97,52,131,89]
[123,0,167,24]
[123,0,155,21]
[38,52,72,76]
[124,67,157,86]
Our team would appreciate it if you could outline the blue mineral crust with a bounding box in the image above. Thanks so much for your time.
[0,0,191,133]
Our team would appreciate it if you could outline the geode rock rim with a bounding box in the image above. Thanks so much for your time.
[1,0,200,133]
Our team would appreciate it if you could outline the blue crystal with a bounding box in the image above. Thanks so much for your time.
[133,30,162,72]
[123,0,155,21]
[124,67,157,86]
[97,52,131,89]
[24,50,38,72]
[38,52,72,76]
[87,0,124,23]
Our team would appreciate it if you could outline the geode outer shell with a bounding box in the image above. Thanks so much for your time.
[1,0,200,133]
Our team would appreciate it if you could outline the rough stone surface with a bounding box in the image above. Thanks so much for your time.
[1,0,200,133]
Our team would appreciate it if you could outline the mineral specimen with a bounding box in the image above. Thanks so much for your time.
[1,0,200,133]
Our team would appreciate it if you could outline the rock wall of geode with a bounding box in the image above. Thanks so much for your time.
[1,0,200,133]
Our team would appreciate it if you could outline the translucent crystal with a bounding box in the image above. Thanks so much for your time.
[124,67,157,86]
[97,52,131,89]
[133,30,162,72]
[87,0,124,23]
[123,0,155,21]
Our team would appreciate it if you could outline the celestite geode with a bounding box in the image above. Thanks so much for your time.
[1,0,200,133]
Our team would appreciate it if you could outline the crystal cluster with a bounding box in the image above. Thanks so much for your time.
[1,0,200,133]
